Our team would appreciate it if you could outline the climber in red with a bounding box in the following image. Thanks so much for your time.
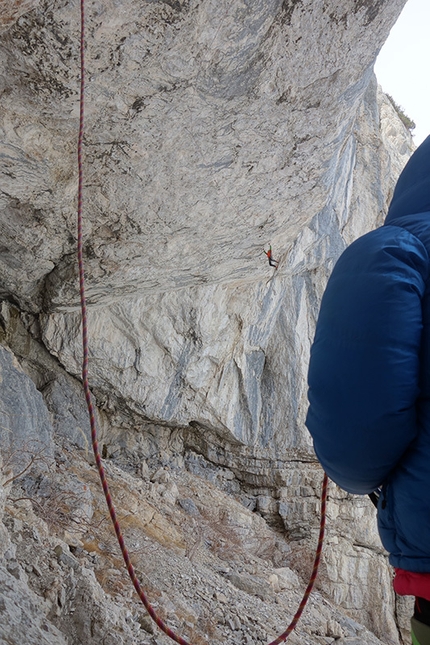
[264,245,279,269]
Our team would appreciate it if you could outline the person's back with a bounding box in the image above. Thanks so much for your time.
[306,136,430,644]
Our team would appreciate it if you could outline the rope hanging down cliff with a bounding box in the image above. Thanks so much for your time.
[76,0,328,641]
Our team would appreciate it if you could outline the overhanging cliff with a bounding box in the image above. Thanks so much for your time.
[0,1,415,644]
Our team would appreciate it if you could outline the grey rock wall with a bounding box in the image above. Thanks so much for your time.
[1,0,407,310]
[40,76,413,460]
[0,0,416,643]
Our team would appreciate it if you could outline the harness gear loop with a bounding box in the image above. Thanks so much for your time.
[76,0,328,641]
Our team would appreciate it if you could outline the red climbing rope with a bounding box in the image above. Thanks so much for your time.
[76,0,328,641]
[268,472,328,645]
[76,3,191,644]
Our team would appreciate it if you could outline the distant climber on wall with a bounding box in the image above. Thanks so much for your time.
[264,245,279,268]
[306,135,430,645]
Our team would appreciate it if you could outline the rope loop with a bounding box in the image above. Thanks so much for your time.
[76,0,328,641]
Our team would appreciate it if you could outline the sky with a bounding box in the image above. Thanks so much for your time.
[374,0,430,146]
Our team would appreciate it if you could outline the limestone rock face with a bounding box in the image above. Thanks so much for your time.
[1,0,407,310]
[40,75,413,458]
[0,0,417,644]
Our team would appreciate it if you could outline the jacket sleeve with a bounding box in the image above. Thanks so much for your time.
[306,225,429,494]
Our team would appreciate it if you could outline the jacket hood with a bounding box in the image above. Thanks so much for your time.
[385,135,430,225]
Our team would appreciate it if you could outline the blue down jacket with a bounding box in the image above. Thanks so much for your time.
[306,135,430,571]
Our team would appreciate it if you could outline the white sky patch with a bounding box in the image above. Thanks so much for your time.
[374,0,430,146]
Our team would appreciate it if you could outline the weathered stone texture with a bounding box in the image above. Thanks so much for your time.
[1,0,407,309]
[0,0,416,643]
